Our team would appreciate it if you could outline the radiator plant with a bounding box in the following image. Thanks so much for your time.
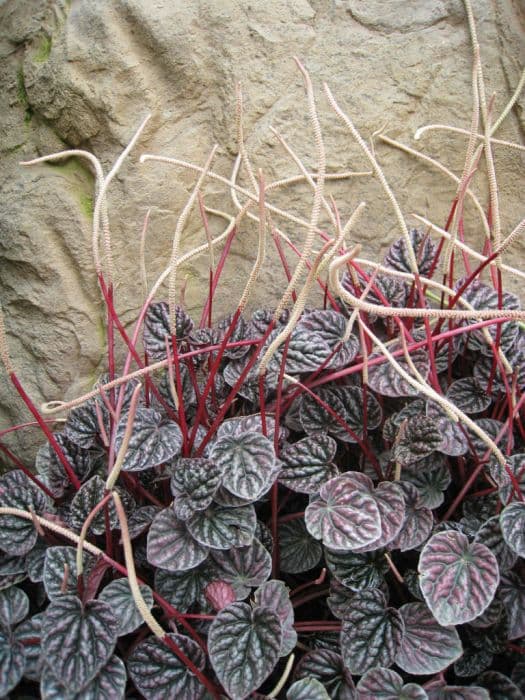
[0,1,525,698]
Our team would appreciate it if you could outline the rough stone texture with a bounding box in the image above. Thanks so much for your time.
[0,0,524,462]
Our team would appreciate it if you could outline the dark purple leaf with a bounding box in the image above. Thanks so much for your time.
[454,646,493,677]
[354,480,406,552]
[294,649,355,700]
[325,547,389,592]
[127,506,161,540]
[395,602,463,675]
[69,475,128,535]
[171,458,224,521]
[115,407,183,472]
[299,387,349,436]
[367,345,429,398]
[42,595,118,693]
[426,686,489,699]
[356,667,427,699]
[99,578,153,636]
[426,402,469,457]
[477,671,524,700]
[279,434,339,494]
[205,581,236,611]
[474,516,517,573]
[0,471,52,555]
[186,503,256,550]
[498,572,525,639]
[208,602,282,700]
[329,386,383,443]
[500,502,525,557]
[340,589,404,674]
[294,309,359,370]
[210,431,277,500]
[393,416,442,466]
[0,586,29,628]
[388,481,433,552]
[143,302,193,359]
[254,580,296,656]
[35,433,93,497]
[127,632,206,700]
[402,455,451,509]
[279,518,323,574]
[43,546,95,600]
[446,378,492,415]
[147,508,209,572]
[419,531,499,626]
[384,228,437,276]
[154,564,211,613]
[217,414,282,443]
[495,453,525,504]
[0,630,25,696]
[210,539,272,598]
[64,398,108,449]
[14,612,44,682]
[40,654,127,699]
[287,678,330,700]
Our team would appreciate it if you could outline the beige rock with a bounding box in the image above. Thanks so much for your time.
[0,0,523,463]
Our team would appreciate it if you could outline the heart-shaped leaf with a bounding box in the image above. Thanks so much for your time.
[147,508,209,572]
[0,629,25,695]
[186,503,256,550]
[208,602,282,700]
[43,546,95,600]
[329,386,383,443]
[494,453,525,504]
[36,434,93,498]
[426,686,489,699]
[205,581,237,611]
[419,531,499,625]
[0,471,52,555]
[211,431,277,500]
[340,589,404,674]
[143,302,194,359]
[40,654,127,700]
[356,667,428,699]
[115,407,183,472]
[305,475,381,550]
[393,416,442,466]
[254,580,296,656]
[279,519,323,574]
[395,602,463,675]
[353,479,406,552]
[299,387,348,436]
[294,649,355,700]
[388,481,433,551]
[217,414,281,443]
[42,594,118,692]
[367,345,429,398]
[325,547,389,591]
[68,475,124,535]
[210,539,272,599]
[127,632,206,700]
[425,402,469,457]
[499,572,525,640]
[446,378,492,415]
[295,309,359,370]
[127,506,161,539]
[64,398,108,449]
[99,578,153,636]
[500,502,525,557]
[154,564,211,613]
[285,326,333,373]
[474,516,517,573]
[279,435,339,494]
[14,612,44,682]
[477,671,524,700]
[384,228,437,276]
[287,678,330,700]
[0,586,29,628]
[171,458,223,521]
[402,456,451,509]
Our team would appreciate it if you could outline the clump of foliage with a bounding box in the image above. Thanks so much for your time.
[1,3,525,698]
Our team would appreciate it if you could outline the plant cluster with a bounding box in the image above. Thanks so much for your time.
[0,2,525,698]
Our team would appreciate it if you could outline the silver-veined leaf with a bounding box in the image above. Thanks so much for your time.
[340,589,404,674]
[329,385,383,442]
[127,632,206,700]
[40,654,126,700]
[0,629,25,695]
[279,435,339,494]
[254,580,296,656]
[42,595,118,693]
[154,565,211,613]
[402,455,451,510]
[0,586,29,628]
[64,398,108,449]
[356,667,428,699]
[494,453,525,504]
[143,302,193,358]
[295,309,359,370]
[294,649,355,700]
[171,458,223,521]
[287,678,330,700]
[500,501,525,557]
[474,516,517,573]
[35,434,93,498]
[99,578,154,636]
[210,539,272,599]
[208,602,282,700]
[419,531,499,626]
[395,602,463,675]
[211,431,277,500]
[43,546,95,600]
[477,671,523,700]
[353,480,406,552]
[388,481,433,551]
[147,508,209,572]
[384,228,437,276]
[115,407,183,472]
[367,345,429,398]
[426,401,468,457]
[446,378,492,414]
[68,475,121,535]
[14,612,44,682]
[305,475,381,550]
[499,572,525,639]
[127,506,161,539]
[0,471,52,555]
[279,519,322,574]
[325,547,389,591]
[186,503,256,550]
[426,686,489,699]
[392,416,442,466]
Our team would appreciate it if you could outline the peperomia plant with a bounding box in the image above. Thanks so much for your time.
[1,2,525,698]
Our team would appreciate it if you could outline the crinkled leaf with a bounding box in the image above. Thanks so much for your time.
[0,471,52,555]
[64,398,108,449]
[99,578,153,636]
[294,649,355,700]
[35,434,93,498]
[426,686,489,700]
[210,539,272,598]
[474,516,517,573]
[367,345,429,398]
[467,418,509,459]
[156,363,196,412]
[127,632,205,700]
[285,326,333,373]
[43,546,95,599]
[171,458,224,521]
[495,453,525,504]
[211,431,277,500]
[14,612,44,682]
[0,629,25,695]
[512,662,525,695]
[40,654,126,700]
[500,501,525,557]
[205,580,236,611]
[383,400,426,443]
[218,313,254,360]
[42,594,118,692]
[208,602,282,700]
[26,541,47,582]
[295,309,359,370]
[393,416,442,466]
[279,434,339,494]
[454,646,493,677]
[68,475,123,535]
[154,564,211,613]
[299,387,349,437]
[354,480,406,552]
[446,378,492,415]
[127,505,161,539]
[329,386,383,443]
[356,667,428,699]
[143,301,193,359]
[477,671,524,700]
[217,414,282,444]
[426,402,469,457]
[403,455,451,509]
[287,678,330,700]
[115,407,183,472]
[384,228,437,276]
[254,580,296,656]
[499,572,525,639]
[279,518,322,574]
[340,589,404,674]
[187,503,256,550]
[147,508,209,572]
[325,547,389,591]
[419,531,499,625]
[0,586,29,629]
[395,602,463,675]
[388,481,433,551]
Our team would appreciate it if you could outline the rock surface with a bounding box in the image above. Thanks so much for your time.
[0,0,524,462]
